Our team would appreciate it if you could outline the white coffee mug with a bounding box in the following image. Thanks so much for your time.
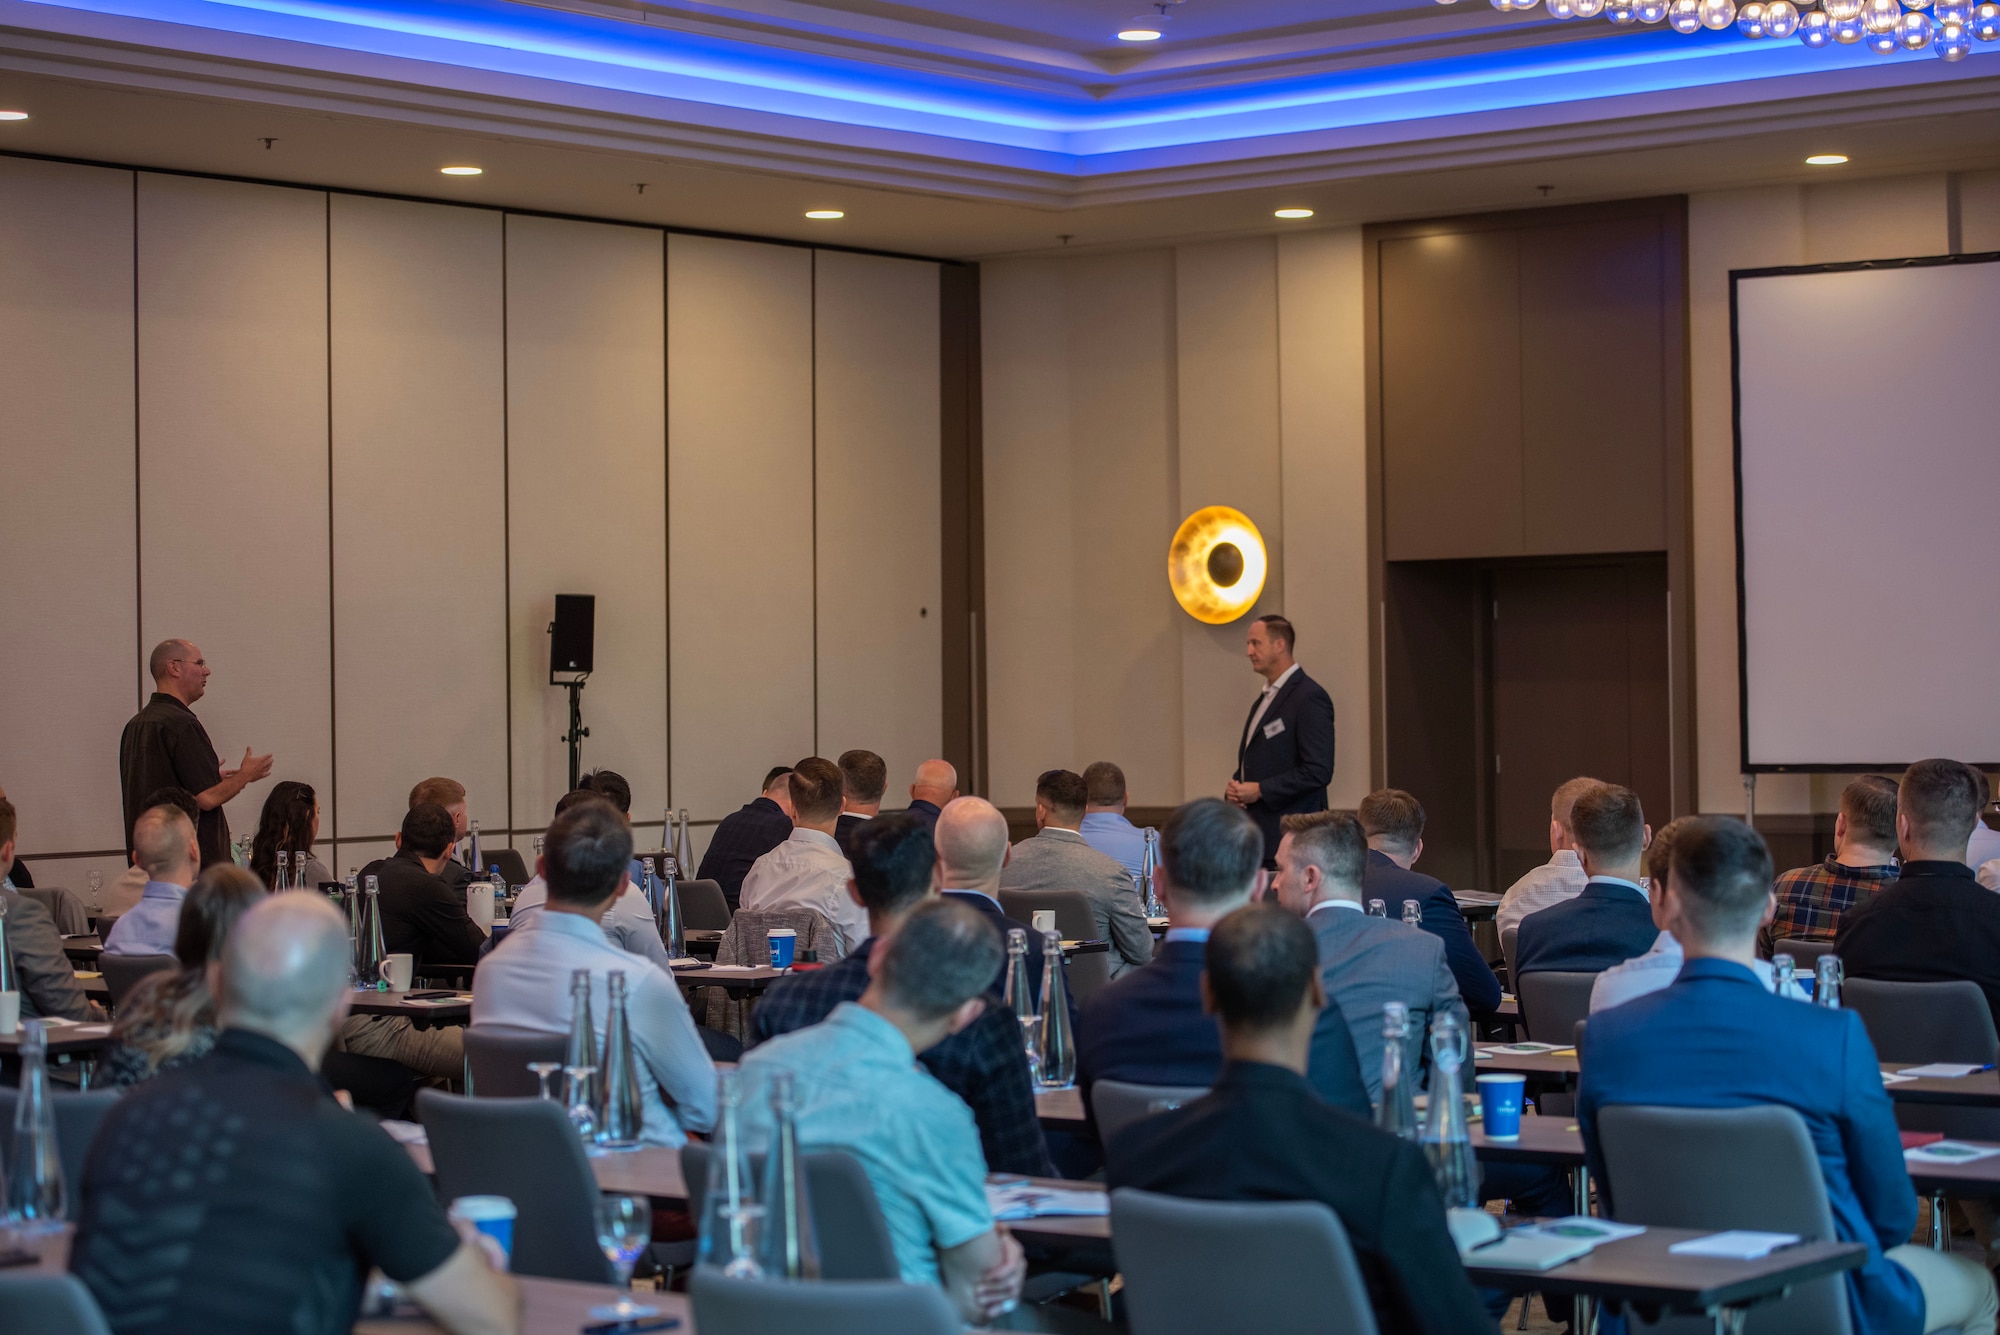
[381,953,415,992]
[1031,910,1057,937]
[0,991,18,1036]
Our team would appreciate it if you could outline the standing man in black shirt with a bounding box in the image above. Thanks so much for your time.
[71,892,519,1335]
[119,639,273,868]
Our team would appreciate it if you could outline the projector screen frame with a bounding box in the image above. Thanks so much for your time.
[1731,248,2000,774]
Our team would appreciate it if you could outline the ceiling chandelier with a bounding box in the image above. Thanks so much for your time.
[1441,0,1995,59]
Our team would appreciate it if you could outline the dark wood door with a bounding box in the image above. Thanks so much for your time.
[1489,556,1669,888]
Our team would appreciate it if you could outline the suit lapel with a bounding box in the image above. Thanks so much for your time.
[1242,670,1306,759]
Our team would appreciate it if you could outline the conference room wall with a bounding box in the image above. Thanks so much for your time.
[0,158,136,860]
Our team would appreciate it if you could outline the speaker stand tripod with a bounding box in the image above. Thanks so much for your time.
[558,675,589,792]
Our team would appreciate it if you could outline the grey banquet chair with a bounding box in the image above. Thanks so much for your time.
[690,1269,959,1335]
[0,1274,115,1335]
[460,1025,567,1098]
[1769,937,1833,975]
[681,1141,898,1280]
[98,953,176,1009]
[1517,970,1597,1045]
[1090,1078,1207,1148]
[677,878,732,931]
[0,1087,121,1211]
[998,888,1112,1002]
[1843,978,1998,1066]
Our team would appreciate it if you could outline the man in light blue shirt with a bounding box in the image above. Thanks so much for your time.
[735,898,1025,1325]
[103,804,199,958]
[1078,761,1149,881]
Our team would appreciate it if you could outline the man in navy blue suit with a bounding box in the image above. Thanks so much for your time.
[1514,784,1658,979]
[1225,615,1335,868]
[1077,798,1369,1129]
[1357,790,1503,1013]
[1580,816,1996,1335]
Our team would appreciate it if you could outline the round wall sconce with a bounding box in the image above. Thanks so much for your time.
[1168,505,1268,624]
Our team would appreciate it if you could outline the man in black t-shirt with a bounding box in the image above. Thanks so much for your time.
[71,893,518,1335]
[118,639,273,868]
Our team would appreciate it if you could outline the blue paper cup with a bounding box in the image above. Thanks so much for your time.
[768,928,797,969]
[448,1195,516,1266]
[1476,1072,1526,1140]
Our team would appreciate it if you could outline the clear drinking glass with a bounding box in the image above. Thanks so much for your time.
[590,1194,660,1321]
[83,871,104,914]
[563,1065,598,1143]
[527,1062,562,1100]
[1771,952,1795,994]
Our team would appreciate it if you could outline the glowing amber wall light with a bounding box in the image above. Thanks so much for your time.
[1168,506,1268,624]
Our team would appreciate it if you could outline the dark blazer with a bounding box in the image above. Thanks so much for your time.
[941,889,1073,1027]
[1077,939,1370,1130]
[1837,861,2000,1029]
[834,812,869,854]
[696,796,794,911]
[358,847,487,973]
[1236,668,1336,863]
[905,799,943,832]
[1514,880,1656,977]
[1361,851,1502,1012]
[1106,1061,1493,1335]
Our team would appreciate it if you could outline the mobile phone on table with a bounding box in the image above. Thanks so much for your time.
[579,1317,679,1334]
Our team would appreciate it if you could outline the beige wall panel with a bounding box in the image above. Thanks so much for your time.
[0,159,136,860]
[137,174,331,843]
[1068,250,1185,807]
[1962,171,2000,253]
[1175,239,1285,803]
[1277,228,1373,808]
[507,216,667,829]
[980,258,1077,806]
[1803,175,1949,264]
[666,234,814,821]
[814,251,943,798]
[329,195,508,852]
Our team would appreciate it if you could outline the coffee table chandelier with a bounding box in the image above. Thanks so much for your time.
[1440,0,1995,58]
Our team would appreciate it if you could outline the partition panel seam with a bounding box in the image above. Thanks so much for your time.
[131,170,142,715]
[326,191,339,851]
[501,213,516,847]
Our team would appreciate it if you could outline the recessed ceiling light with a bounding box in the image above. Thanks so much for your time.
[0,110,28,121]
[440,165,483,176]
[805,209,845,220]
[1805,154,1849,166]
[1274,208,1315,219]
[1118,24,1164,38]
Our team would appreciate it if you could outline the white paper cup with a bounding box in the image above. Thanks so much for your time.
[382,953,415,992]
[0,992,17,1036]
[465,881,495,934]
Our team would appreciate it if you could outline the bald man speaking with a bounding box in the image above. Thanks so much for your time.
[121,639,273,868]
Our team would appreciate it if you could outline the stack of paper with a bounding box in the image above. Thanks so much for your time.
[1462,1217,1644,1269]
[1897,1064,1990,1079]
[1905,1141,2000,1165]
[985,1183,1110,1221]
[1668,1231,1800,1259]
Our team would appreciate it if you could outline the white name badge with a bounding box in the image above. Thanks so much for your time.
[1263,718,1286,739]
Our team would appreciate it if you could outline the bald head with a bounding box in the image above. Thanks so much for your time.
[911,759,959,807]
[133,804,199,885]
[148,638,194,681]
[219,892,353,1062]
[934,796,1008,892]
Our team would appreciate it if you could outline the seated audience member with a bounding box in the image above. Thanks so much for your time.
[1838,759,2000,1028]
[510,791,673,971]
[1580,817,1997,1335]
[1969,796,2000,872]
[71,893,521,1335]
[1272,811,1464,1103]
[1106,904,1492,1335]
[410,777,474,890]
[1078,760,1148,880]
[250,779,332,889]
[740,757,868,955]
[104,803,201,958]
[103,865,264,1087]
[1357,790,1502,1012]
[100,787,198,917]
[750,815,1052,1177]
[1592,819,1805,1013]
[736,898,1026,1323]
[1496,777,1602,937]
[695,766,794,911]
[933,796,1059,1010]
[1000,768,1153,978]
[1981,858,2000,893]
[473,802,716,1146]
[1079,798,1369,1120]
[834,748,886,852]
[1515,783,1657,977]
[905,759,958,832]
[1760,775,1901,954]
[359,804,487,975]
[0,796,93,1021]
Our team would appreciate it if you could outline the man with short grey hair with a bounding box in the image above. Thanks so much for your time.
[73,893,521,1335]
[103,803,200,958]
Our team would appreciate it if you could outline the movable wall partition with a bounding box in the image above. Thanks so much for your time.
[0,156,961,885]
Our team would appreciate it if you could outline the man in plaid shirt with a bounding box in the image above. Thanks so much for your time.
[748,812,1054,1177]
[1760,775,1901,955]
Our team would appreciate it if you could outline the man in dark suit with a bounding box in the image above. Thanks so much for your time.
[833,749,885,853]
[905,759,958,833]
[1515,783,1657,978]
[1839,758,2000,1029]
[694,767,793,911]
[1106,902,1492,1335]
[1225,615,1334,867]
[1078,798,1370,1125]
[358,803,487,974]
[1357,790,1503,1013]
[932,794,1066,1016]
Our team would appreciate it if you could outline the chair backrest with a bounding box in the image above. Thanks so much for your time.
[98,954,177,1009]
[483,849,531,890]
[678,878,731,931]
[1091,1079,1209,1148]
[0,1088,121,1204]
[997,889,1097,942]
[1596,1104,1850,1335]
[1517,970,1597,1044]
[689,1269,958,1335]
[681,1141,899,1280]
[461,1025,567,1098]
[1500,926,1519,988]
[0,1274,114,1335]
[1845,978,1999,1065]
[717,909,837,966]
[416,1090,615,1283]
[1771,938,1834,974]
[1111,1188,1379,1335]
[22,886,90,936]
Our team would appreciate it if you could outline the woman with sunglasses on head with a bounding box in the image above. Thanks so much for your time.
[249,780,333,891]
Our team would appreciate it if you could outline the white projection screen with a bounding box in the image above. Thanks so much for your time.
[1734,254,2000,771]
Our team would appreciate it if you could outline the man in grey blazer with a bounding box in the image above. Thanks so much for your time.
[1272,809,1465,1104]
[999,769,1154,977]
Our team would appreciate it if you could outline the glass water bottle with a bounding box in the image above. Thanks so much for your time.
[0,896,19,996]
[1771,952,1795,995]
[697,1071,765,1278]
[1036,929,1076,1090]
[1377,1001,1420,1140]
[1401,900,1423,927]
[1367,899,1387,917]
[1003,928,1040,1073]
[757,1071,821,1280]
[1815,954,1844,1008]
[355,876,388,987]
[275,849,290,892]
[675,810,694,883]
[596,971,642,1148]
[7,1020,66,1232]
[467,818,483,881]
[1140,828,1162,917]
[1421,1011,1481,1209]
[659,857,684,959]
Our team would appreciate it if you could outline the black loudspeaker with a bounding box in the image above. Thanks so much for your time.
[550,594,595,675]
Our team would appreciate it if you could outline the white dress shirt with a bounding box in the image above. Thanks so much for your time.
[471,910,716,1147]
[1589,931,1809,1013]
[1245,662,1302,743]
[103,880,187,957]
[508,875,675,971]
[739,827,867,955]
[1495,849,1592,937]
